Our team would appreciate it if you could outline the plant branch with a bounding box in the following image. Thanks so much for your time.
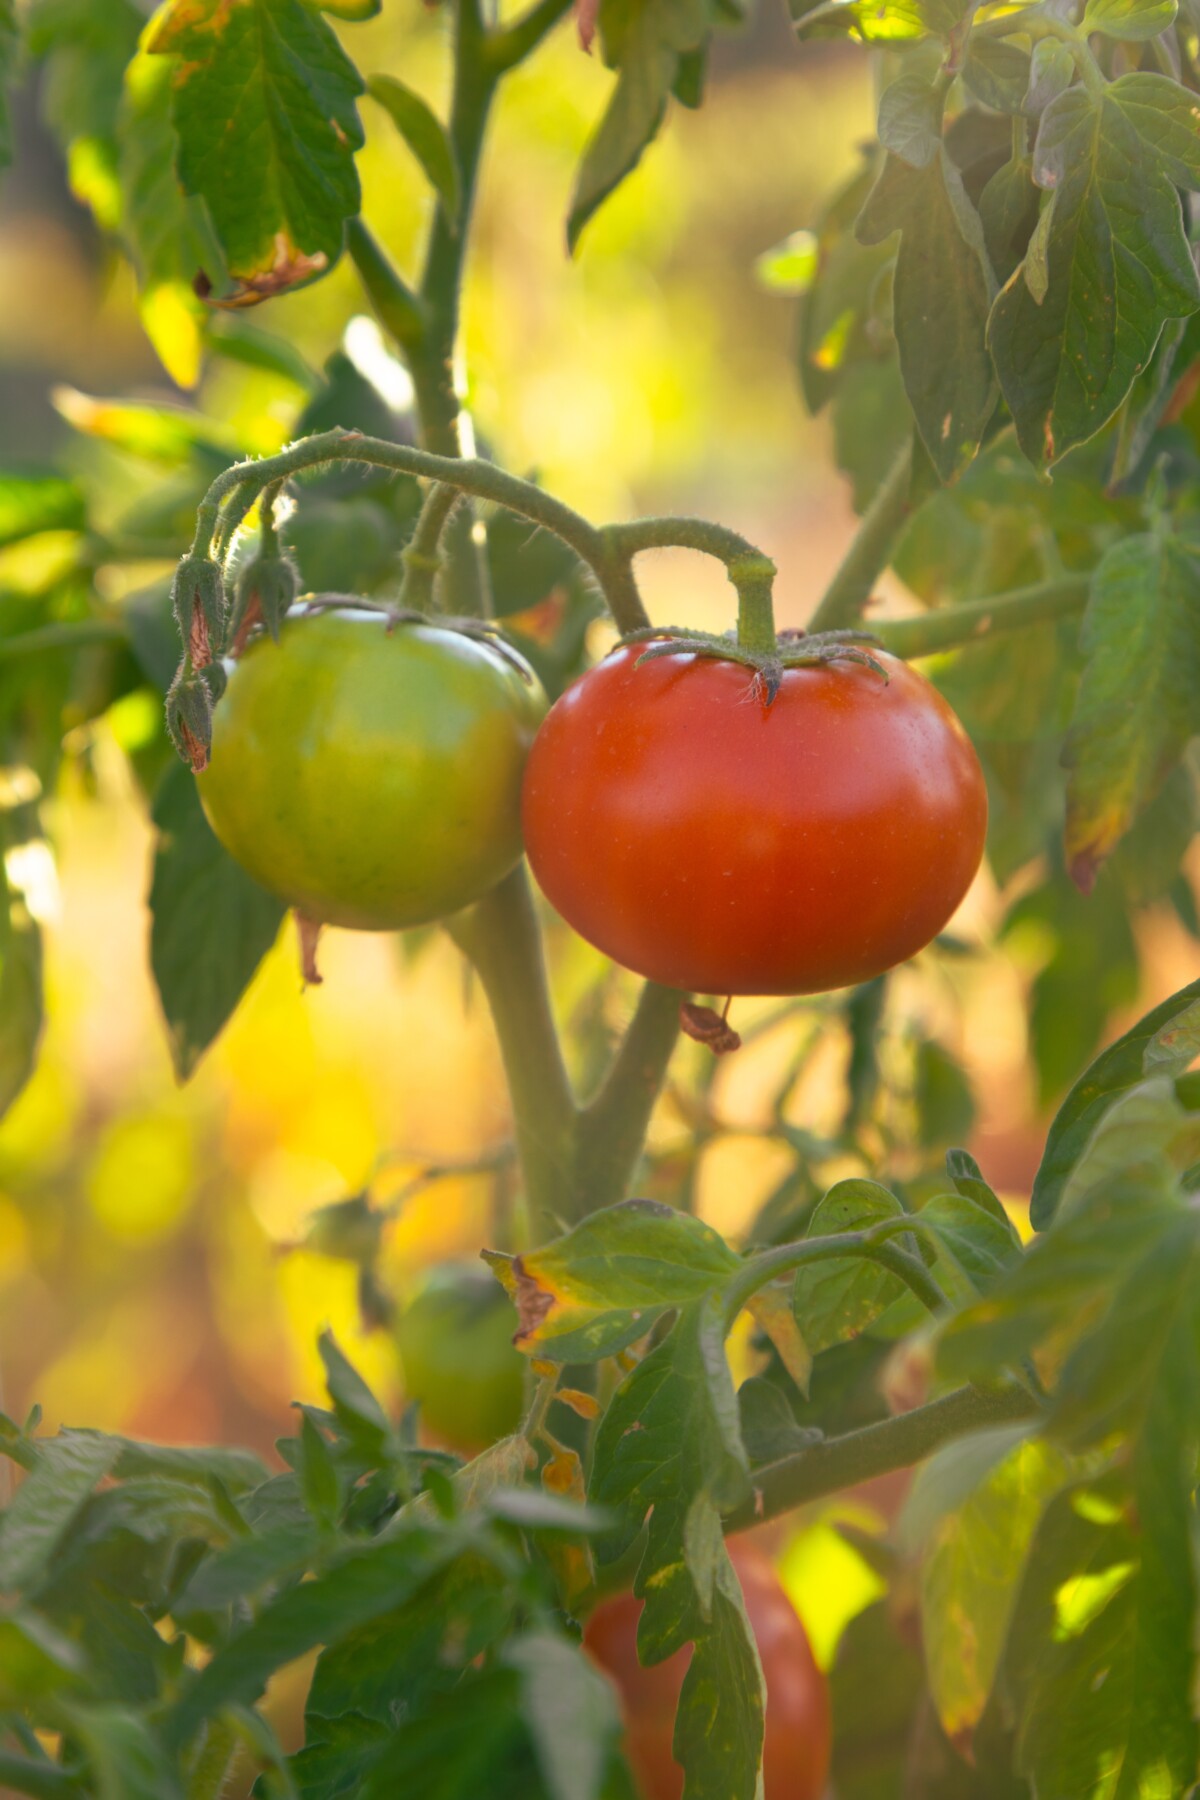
[724,1215,946,1324]
[725,1380,1040,1531]
[399,482,462,612]
[446,868,579,1232]
[192,428,648,633]
[486,0,574,70]
[808,438,914,632]
[0,1752,81,1799]
[875,574,1090,660]
[346,218,426,354]
[575,983,684,1218]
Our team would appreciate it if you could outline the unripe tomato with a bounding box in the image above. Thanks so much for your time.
[584,1538,831,1800]
[522,646,986,995]
[199,610,547,930]
[395,1262,526,1454]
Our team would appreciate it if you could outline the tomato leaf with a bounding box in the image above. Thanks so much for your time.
[988,74,1200,468]
[907,1431,1071,1743]
[1030,976,1200,1227]
[672,1554,766,1800]
[367,75,460,225]
[857,145,997,481]
[148,762,285,1081]
[0,1433,120,1593]
[567,0,728,253]
[1082,0,1178,39]
[57,1702,184,1800]
[1062,529,1200,893]
[147,0,364,301]
[494,1199,739,1362]
[505,1631,623,1800]
[792,1179,915,1353]
[794,0,972,42]
[916,1192,1021,1291]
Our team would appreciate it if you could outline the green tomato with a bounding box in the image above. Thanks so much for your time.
[396,1263,525,1453]
[198,609,547,930]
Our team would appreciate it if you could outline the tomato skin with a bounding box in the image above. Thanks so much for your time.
[198,611,547,931]
[395,1263,526,1455]
[522,645,987,995]
[584,1539,831,1800]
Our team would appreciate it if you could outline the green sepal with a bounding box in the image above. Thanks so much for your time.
[231,551,300,644]
[171,554,227,666]
[165,665,215,772]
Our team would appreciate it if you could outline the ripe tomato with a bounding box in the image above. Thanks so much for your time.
[584,1538,831,1800]
[199,610,547,930]
[395,1262,526,1454]
[522,645,986,995]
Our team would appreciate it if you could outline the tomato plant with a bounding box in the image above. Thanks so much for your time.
[585,1538,831,1800]
[199,609,547,936]
[395,1261,526,1453]
[523,644,987,994]
[3,0,1200,1794]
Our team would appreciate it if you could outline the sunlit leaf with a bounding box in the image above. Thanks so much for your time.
[368,75,460,224]
[792,1179,913,1354]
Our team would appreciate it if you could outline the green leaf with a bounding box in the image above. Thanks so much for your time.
[1030,976,1200,1228]
[496,1199,738,1362]
[355,1665,541,1799]
[52,386,238,466]
[148,761,284,1081]
[1025,38,1075,115]
[914,1040,976,1149]
[1062,530,1200,892]
[989,74,1200,468]
[148,0,364,298]
[792,1179,913,1354]
[672,1553,766,1800]
[297,1414,340,1526]
[939,1165,1183,1383]
[877,72,942,168]
[917,1191,1021,1291]
[117,51,226,387]
[506,1632,623,1800]
[58,1704,183,1800]
[794,0,970,41]
[367,76,460,225]
[857,147,997,480]
[736,1377,822,1465]
[978,150,1039,287]
[0,1610,88,1704]
[1083,0,1177,39]
[911,1431,1071,1740]
[0,856,43,1124]
[944,1148,1011,1225]
[567,0,721,252]
[961,38,1032,115]
[0,471,87,549]
[0,1432,119,1592]
[753,228,818,293]
[1054,1076,1200,1218]
[590,1298,749,1655]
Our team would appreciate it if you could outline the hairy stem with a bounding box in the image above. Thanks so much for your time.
[876,574,1089,659]
[346,218,426,355]
[726,1381,1040,1531]
[808,439,913,632]
[575,983,684,1218]
[486,0,574,70]
[447,868,579,1232]
[400,482,462,612]
[724,1214,947,1323]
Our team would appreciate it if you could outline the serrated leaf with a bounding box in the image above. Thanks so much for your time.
[567,0,718,252]
[673,1552,766,1800]
[1062,530,1200,892]
[117,51,225,387]
[297,1414,340,1525]
[794,0,970,41]
[1057,1077,1200,1217]
[962,38,1032,114]
[939,1164,1183,1384]
[918,1191,1021,1290]
[944,1148,1011,1224]
[368,75,460,224]
[58,1702,183,1800]
[149,761,284,1080]
[507,1632,622,1800]
[148,0,364,300]
[792,1180,913,1354]
[590,1297,749,1658]
[0,1432,119,1592]
[1025,37,1074,114]
[316,1330,391,1458]
[912,1432,1071,1741]
[989,74,1200,468]
[1031,976,1200,1227]
[1083,0,1177,39]
[877,71,942,167]
[857,146,997,480]
[501,1200,738,1362]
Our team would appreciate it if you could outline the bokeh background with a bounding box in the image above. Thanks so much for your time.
[1,0,1196,1681]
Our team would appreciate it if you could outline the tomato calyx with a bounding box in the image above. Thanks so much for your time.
[618,625,890,705]
[262,595,540,684]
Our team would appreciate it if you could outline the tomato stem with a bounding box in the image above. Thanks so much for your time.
[808,438,914,632]
[401,482,462,613]
[731,555,779,656]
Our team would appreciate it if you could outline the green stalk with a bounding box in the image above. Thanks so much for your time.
[446,868,578,1232]
[575,982,684,1218]
[876,575,1090,659]
[724,1381,1039,1532]
[808,439,913,632]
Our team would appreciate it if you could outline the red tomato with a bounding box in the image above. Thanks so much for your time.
[583,1539,831,1800]
[522,645,987,995]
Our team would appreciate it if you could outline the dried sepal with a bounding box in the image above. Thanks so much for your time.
[165,665,215,772]
[171,555,228,668]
